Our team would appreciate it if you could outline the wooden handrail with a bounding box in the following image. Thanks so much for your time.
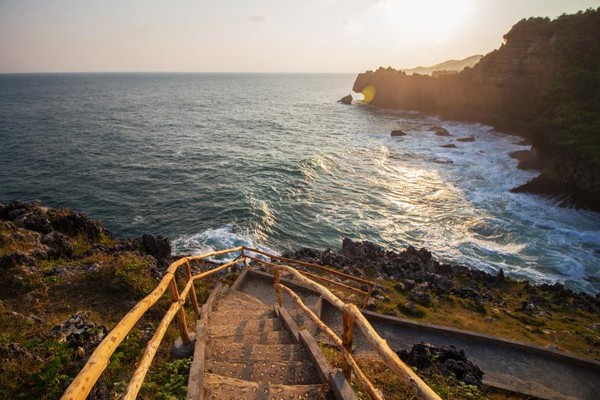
[62,247,243,400]
[245,255,368,299]
[273,264,441,400]
[62,244,436,400]
[243,246,375,287]
[278,283,382,400]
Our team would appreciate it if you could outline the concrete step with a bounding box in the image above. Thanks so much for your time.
[205,359,320,385]
[209,309,276,324]
[208,318,283,335]
[208,318,283,336]
[203,373,332,400]
[209,329,294,344]
[206,341,309,362]
[218,291,268,308]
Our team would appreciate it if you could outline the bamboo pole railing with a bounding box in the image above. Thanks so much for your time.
[272,264,441,400]
[245,255,371,307]
[278,283,382,400]
[61,247,243,400]
[244,246,374,287]
[62,245,438,400]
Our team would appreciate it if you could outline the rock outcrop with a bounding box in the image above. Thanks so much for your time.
[338,94,352,105]
[353,9,600,206]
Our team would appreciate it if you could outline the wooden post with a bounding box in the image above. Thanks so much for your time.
[341,308,354,379]
[362,284,374,309]
[168,278,191,344]
[184,261,201,317]
[274,268,283,306]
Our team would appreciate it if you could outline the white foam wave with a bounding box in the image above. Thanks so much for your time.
[171,224,279,262]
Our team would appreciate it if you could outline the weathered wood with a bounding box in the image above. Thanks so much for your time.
[185,261,201,317]
[190,258,242,282]
[229,269,248,292]
[346,303,441,400]
[205,282,223,312]
[276,305,301,342]
[362,284,374,309]
[300,270,368,297]
[169,278,192,344]
[62,247,244,400]
[279,285,342,347]
[124,277,195,399]
[186,304,209,400]
[298,330,334,384]
[341,310,354,379]
[123,301,181,399]
[278,284,381,400]
[274,269,283,306]
[243,246,374,287]
[185,246,243,263]
[62,269,180,399]
[329,369,358,400]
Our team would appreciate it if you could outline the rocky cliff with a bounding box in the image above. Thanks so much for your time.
[353,8,600,205]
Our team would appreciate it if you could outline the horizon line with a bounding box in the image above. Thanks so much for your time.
[0,70,362,75]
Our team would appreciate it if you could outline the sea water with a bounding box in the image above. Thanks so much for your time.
[1,73,599,293]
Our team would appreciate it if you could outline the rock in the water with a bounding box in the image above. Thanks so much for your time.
[511,175,600,211]
[338,94,353,105]
[509,149,542,170]
[391,129,407,136]
[441,144,457,148]
[431,157,454,164]
[429,126,450,136]
[457,135,475,142]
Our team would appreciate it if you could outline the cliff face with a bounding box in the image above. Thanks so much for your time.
[353,9,600,198]
[353,18,558,126]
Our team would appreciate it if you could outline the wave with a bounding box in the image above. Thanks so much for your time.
[171,224,279,262]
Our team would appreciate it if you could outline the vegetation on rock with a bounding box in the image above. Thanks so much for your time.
[353,8,600,202]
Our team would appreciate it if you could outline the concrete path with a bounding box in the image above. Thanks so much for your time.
[239,270,600,400]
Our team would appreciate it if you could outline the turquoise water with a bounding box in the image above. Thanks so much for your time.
[1,73,599,293]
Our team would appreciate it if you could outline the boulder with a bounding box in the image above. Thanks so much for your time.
[429,126,450,136]
[391,129,406,136]
[0,251,36,270]
[457,135,475,142]
[50,312,108,356]
[398,342,484,388]
[141,234,171,261]
[431,157,454,164]
[41,231,74,258]
[13,211,52,234]
[338,94,353,105]
[509,149,542,170]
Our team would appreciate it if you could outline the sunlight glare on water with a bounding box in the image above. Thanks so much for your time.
[0,73,599,293]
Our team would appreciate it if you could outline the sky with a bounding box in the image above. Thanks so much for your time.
[1,0,599,73]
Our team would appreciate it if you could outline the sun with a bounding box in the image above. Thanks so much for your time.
[375,0,475,40]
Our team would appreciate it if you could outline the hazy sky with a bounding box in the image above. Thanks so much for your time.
[1,0,599,73]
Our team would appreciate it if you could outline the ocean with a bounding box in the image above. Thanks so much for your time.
[1,73,599,293]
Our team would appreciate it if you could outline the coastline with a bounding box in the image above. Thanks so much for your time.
[350,9,600,210]
[1,201,599,399]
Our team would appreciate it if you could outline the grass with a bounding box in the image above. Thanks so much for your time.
[319,343,500,399]
[374,279,600,360]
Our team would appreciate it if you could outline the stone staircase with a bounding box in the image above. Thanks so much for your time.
[187,287,335,399]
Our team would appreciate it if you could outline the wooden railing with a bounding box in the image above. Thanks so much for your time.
[248,256,441,400]
[61,247,245,400]
[62,246,438,400]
